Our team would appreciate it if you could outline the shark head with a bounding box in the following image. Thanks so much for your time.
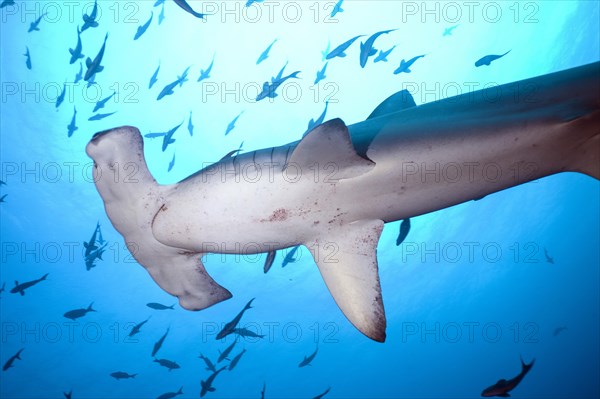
[87,126,144,172]
[86,126,157,204]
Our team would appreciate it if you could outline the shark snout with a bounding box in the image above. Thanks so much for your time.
[86,126,143,160]
[89,125,138,144]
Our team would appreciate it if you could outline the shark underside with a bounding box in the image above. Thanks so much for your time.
[86,62,600,342]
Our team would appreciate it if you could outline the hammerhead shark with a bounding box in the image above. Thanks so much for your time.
[86,62,599,342]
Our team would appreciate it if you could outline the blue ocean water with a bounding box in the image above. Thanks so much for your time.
[1,1,599,398]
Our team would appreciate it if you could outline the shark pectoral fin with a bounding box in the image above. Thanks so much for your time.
[289,118,374,180]
[306,219,386,342]
[85,58,92,68]
[96,66,104,73]
[142,248,232,311]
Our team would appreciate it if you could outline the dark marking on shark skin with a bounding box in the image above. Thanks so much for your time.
[267,209,288,222]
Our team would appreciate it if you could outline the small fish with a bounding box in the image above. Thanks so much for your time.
[110,371,137,380]
[93,91,116,113]
[198,354,217,372]
[69,26,85,64]
[553,326,567,336]
[64,303,96,320]
[145,121,183,152]
[232,327,265,339]
[0,194,7,203]
[10,273,48,296]
[0,0,15,8]
[84,243,106,271]
[173,0,207,19]
[149,63,160,89]
[84,33,108,81]
[256,71,301,101]
[56,83,67,109]
[443,24,459,36]
[0,180,5,185]
[216,298,254,339]
[24,47,32,70]
[261,382,266,399]
[0,282,6,297]
[88,112,116,121]
[74,62,83,83]
[147,302,175,310]
[257,39,277,64]
[359,29,396,68]
[153,358,180,372]
[157,66,190,101]
[330,0,344,17]
[314,62,328,85]
[28,12,47,33]
[475,50,511,67]
[158,3,166,24]
[2,348,24,371]
[167,153,176,173]
[394,54,426,74]
[134,12,153,40]
[544,248,554,264]
[81,0,99,32]
[225,112,243,136]
[188,111,194,136]
[282,245,300,267]
[263,251,276,274]
[200,367,227,397]
[153,0,165,6]
[298,345,318,367]
[151,327,169,357]
[481,356,535,397]
[321,40,331,62]
[63,390,72,399]
[374,46,396,63]
[198,55,215,82]
[312,387,331,399]
[156,387,183,399]
[128,317,151,337]
[304,102,328,136]
[395,218,411,246]
[217,340,237,363]
[326,35,363,59]
[228,349,246,371]
[67,107,78,138]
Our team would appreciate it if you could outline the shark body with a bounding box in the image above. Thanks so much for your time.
[86,62,600,342]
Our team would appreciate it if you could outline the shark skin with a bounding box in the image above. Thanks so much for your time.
[86,62,600,342]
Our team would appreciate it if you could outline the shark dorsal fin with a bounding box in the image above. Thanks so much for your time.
[367,89,416,120]
[289,118,374,181]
